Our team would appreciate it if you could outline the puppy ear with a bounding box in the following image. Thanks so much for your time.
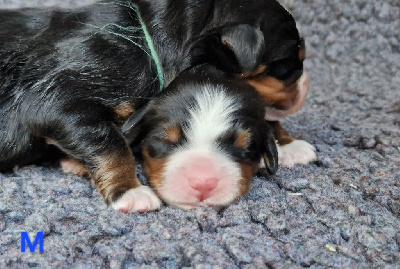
[122,103,151,144]
[190,24,265,73]
[260,122,279,175]
[220,24,265,73]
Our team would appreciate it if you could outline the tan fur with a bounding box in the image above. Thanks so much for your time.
[60,158,91,177]
[142,149,167,196]
[165,126,182,144]
[246,77,298,110]
[235,129,251,149]
[238,162,259,197]
[45,138,55,145]
[239,65,266,78]
[94,150,140,204]
[268,121,295,145]
[221,38,233,50]
[113,103,135,123]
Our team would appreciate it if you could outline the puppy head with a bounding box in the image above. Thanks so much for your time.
[123,77,278,210]
[190,0,308,120]
[240,36,309,120]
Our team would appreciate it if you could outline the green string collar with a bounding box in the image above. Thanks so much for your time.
[93,1,165,91]
[133,3,165,90]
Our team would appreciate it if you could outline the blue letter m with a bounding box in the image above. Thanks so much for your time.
[21,231,44,253]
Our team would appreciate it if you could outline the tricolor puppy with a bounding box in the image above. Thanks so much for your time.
[0,0,311,212]
[186,0,317,167]
[234,31,316,168]
[242,52,317,168]
[123,68,278,210]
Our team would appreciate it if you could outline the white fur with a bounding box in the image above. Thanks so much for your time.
[160,86,243,209]
[185,86,239,149]
[278,140,317,168]
[111,186,162,213]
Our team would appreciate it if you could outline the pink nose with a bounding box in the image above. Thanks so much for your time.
[189,177,218,192]
[189,177,218,200]
[184,156,219,201]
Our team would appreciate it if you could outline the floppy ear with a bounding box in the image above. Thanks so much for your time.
[241,117,279,175]
[121,103,151,144]
[260,122,279,175]
[190,24,265,73]
[220,24,265,73]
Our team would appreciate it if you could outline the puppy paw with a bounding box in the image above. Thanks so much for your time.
[278,140,317,168]
[60,158,91,177]
[111,186,162,213]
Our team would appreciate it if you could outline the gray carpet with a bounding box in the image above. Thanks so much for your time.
[0,0,399,268]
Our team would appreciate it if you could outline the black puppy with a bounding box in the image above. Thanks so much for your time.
[0,0,305,211]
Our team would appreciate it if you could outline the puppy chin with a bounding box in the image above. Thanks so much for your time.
[265,71,309,120]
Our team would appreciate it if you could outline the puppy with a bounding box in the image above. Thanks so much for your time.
[238,43,317,168]
[0,0,310,212]
[184,0,316,166]
[122,67,278,210]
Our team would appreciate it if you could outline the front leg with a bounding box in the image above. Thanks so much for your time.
[38,105,161,213]
[267,121,317,168]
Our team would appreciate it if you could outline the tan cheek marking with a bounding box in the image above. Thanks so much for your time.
[238,162,259,197]
[268,121,295,146]
[246,77,286,102]
[238,65,267,78]
[235,129,251,149]
[142,149,167,197]
[246,77,299,110]
[94,151,139,204]
[113,103,135,123]
[165,126,182,144]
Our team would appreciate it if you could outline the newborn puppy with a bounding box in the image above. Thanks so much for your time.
[237,37,316,168]
[186,0,316,167]
[123,68,278,210]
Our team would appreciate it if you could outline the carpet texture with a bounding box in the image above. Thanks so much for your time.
[0,0,399,268]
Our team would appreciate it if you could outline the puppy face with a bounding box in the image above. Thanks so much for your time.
[190,0,309,120]
[242,55,309,120]
[124,78,278,210]
[239,35,309,120]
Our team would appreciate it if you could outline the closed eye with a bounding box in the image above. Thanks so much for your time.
[267,58,303,83]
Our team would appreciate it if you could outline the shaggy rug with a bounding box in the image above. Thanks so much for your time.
[0,0,399,268]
